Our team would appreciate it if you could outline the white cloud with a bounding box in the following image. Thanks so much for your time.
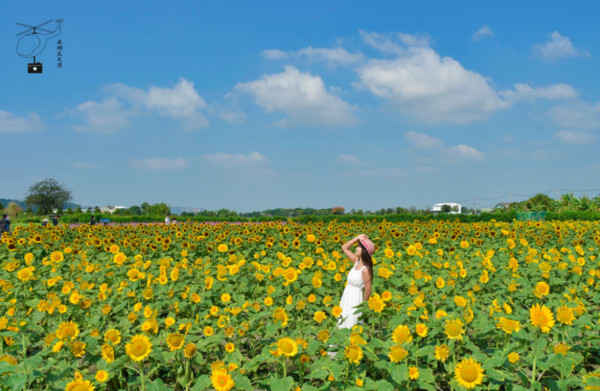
[471,25,494,41]
[70,79,209,132]
[71,98,131,133]
[442,144,485,161]
[235,66,358,126]
[110,78,208,130]
[202,152,270,168]
[356,47,509,123]
[262,47,364,66]
[554,130,597,144]
[0,110,43,133]
[129,158,190,170]
[548,100,600,129]
[337,154,362,164]
[533,31,589,62]
[360,31,432,55]
[74,162,96,169]
[404,131,445,149]
[262,49,290,60]
[500,83,577,103]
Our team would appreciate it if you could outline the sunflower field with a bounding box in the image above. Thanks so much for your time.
[0,219,599,390]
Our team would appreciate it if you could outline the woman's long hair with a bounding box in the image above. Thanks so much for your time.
[358,241,374,281]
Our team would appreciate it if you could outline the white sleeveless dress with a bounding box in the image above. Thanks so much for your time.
[338,264,366,329]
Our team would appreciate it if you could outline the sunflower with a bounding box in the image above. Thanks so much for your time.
[553,343,569,355]
[496,317,520,334]
[530,304,555,333]
[434,344,450,362]
[436,277,445,288]
[454,296,468,307]
[388,345,408,363]
[368,295,384,313]
[0,355,17,365]
[508,352,519,363]
[221,293,231,303]
[276,337,298,357]
[534,282,550,298]
[317,329,330,342]
[217,244,228,253]
[101,344,114,363]
[313,311,327,324]
[65,378,95,391]
[95,370,109,383]
[125,334,152,362]
[391,325,412,344]
[211,369,235,391]
[71,341,86,358]
[57,321,80,340]
[409,366,419,380]
[50,251,64,262]
[204,326,214,336]
[113,252,127,265]
[104,329,121,345]
[556,305,575,325]
[225,342,235,353]
[273,307,289,327]
[283,268,298,283]
[345,344,363,364]
[445,319,464,340]
[184,342,197,359]
[166,333,184,351]
[454,357,485,389]
[415,323,428,337]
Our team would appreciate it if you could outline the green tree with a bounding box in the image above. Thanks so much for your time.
[141,202,152,215]
[24,178,72,215]
[525,193,555,212]
[128,205,142,215]
[6,202,23,218]
[331,206,345,215]
[441,204,452,213]
[149,203,170,216]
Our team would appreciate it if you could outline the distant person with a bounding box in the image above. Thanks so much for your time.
[4,215,9,233]
[165,214,171,225]
[90,216,96,225]
[41,218,49,227]
[52,215,59,226]
[0,215,7,234]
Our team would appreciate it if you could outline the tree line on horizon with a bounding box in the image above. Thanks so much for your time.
[3,178,600,220]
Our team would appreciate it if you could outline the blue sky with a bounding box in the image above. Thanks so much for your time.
[2,1,599,212]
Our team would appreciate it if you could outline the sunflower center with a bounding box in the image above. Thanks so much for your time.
[133,341,148,355]
[280,341,293,354]
[460,364,479,382]
[537,314,547,323]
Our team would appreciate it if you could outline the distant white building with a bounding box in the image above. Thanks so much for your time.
[99,205,127,214]
[432,202,462,214]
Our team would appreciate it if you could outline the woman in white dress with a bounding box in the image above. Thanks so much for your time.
[337,234,374,329]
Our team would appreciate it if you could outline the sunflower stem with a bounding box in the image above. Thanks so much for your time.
[530,355,537,387]
[282,357,287,378]
[139,363,146,391]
